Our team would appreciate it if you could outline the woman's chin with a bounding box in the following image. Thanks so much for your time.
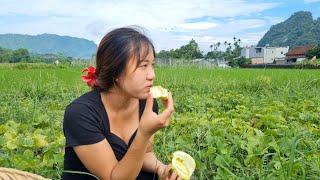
[137,92,149,99]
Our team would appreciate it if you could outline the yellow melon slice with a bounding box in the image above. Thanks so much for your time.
[171,151,196,180]
[150,86,168,100]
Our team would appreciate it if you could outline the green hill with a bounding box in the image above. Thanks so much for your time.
[0,33,97,59]
[257,11,320,48]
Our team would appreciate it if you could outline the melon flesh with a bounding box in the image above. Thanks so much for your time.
[171,151,196,180]
[150,86,168,99]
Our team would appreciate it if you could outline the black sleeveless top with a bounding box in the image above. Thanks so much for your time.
[62,88,159,180]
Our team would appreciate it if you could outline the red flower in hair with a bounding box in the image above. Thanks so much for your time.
[82,66,97,87]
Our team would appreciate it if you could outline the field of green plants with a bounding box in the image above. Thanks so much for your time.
[0,63,319,179]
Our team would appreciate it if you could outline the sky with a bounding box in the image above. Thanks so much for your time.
[0,0,320,52]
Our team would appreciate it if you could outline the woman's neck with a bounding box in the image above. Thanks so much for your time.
[100,86,137,112]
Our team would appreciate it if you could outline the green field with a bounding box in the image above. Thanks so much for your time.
[0,63,319,179]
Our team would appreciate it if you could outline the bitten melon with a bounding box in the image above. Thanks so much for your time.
[171,151,196,180]
[150,86,168,100]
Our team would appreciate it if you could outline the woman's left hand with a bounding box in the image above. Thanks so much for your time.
[157,164,181,180]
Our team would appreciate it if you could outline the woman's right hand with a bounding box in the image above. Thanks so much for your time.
[138,92,174,138]
[157,164,182,180]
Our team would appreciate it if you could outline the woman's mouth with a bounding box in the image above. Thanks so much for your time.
[145,85,153,90]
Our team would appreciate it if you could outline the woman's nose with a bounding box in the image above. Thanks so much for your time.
[147,68,155,80]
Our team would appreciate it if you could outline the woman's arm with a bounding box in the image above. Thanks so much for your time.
[142,152,165,173]
[142,135,181,180]
[142,135,165,173]
[74,129,151,180]
[74,93,174,180]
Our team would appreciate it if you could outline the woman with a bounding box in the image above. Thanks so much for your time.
[62,27,179,180]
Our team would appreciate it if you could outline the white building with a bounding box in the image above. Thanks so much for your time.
[241,46,289,64]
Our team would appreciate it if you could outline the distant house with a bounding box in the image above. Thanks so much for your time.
[41,53,59,62]
[217,61,230,68]
[241,46,289,64]
[285,45,315,63]
[192,58,215,66]
[192,58,230,68]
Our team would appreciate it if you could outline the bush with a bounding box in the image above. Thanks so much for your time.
[306,45,320,59]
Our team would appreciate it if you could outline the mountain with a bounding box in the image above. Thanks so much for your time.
[0,33,97,59]
[257,11,320,48]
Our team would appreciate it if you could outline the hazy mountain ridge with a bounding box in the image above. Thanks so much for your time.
[0,33,97,59]
[258,11,320,48]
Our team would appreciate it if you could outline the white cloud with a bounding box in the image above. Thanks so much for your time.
[264,16,285,25]
[160,22,218,33]
[174,35,217,43]
[226,19,267,30]
[0,0,278,28]
[176,22,218,30]
[0,0,279,50]
[239,31,268,45]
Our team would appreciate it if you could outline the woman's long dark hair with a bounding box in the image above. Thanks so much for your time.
[95,26,155,92]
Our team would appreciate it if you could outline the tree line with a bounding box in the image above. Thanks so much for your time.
[0,46,76,64]
[306,45,320,59]
[156,37,251,67]
[0,47,30,63]
[2,42,318,66]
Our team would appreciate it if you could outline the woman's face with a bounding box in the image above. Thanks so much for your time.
[117,46,155,99]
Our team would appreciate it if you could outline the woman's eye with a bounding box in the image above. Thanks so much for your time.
[140,64,148,68]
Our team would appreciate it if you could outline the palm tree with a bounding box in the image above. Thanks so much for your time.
[210,44,213,52]
[217,42,221,51]
[224,41,228,48]
[213,43,218,51]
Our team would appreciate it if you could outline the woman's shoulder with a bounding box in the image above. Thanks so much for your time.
[64,88,105,122]
[63,90,106,148]
[68,88,101,108]
[63,89,105,129]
